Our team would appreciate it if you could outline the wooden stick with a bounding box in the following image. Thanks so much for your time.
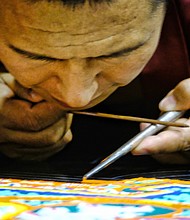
[73,111,189,128]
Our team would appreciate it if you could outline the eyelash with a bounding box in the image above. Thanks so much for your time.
[103,43,147,60]
[21,54,57,63]
[20,49,133,63]
[98,52,131,61]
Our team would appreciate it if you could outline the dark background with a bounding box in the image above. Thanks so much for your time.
[0,77,189,182]
[0,0,190,182]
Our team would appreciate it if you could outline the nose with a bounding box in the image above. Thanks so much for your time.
[42,58,99,108]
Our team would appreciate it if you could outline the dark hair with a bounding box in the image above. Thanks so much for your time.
[25,0,112,7]
[25,0,167,7]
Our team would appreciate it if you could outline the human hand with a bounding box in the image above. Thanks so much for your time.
[0,73,73,160]
[132,79,190,164]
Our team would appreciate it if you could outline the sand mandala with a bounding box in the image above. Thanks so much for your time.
[0,177,189,219]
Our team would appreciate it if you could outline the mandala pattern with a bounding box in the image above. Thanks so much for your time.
[0,177,189,219]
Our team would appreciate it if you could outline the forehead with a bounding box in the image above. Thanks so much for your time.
[2,0,154,28]
[0,0,164,58]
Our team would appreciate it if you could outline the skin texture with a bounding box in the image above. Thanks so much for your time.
[0,0,165,109]
[133,79,190,163]
[0,0,189,162]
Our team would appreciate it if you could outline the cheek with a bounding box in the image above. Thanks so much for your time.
[0,58,48,87]
[101,58,148,86]
[104,46,156,85]
[3,63,39,87]
[0,45,48,87]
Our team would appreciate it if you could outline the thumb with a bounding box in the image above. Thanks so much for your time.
[159,79,190,111]
[0,76,14,108]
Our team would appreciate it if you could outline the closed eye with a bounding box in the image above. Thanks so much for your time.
[8,44,63,62]
[96,42,146,59]
[8,40,147,62]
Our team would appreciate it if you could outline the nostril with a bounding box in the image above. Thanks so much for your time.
[95,73,101,79]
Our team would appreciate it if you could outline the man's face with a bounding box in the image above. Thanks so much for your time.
[0,0,166,110]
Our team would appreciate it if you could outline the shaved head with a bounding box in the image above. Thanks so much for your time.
[0,0,167,109]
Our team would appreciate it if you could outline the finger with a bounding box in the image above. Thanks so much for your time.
[65,113,73,132]
[13,82,44,103]
[1,117,67,146]
[0,129,73,160]
[0,73,15,88]
[1,73,43,102]
[0,74,14,108]
[159,79,190,111]
[1,99,66,131]
[0,82,14,108]
[63,129,73,144]
[132,118,190,155]
[140,122,150,131]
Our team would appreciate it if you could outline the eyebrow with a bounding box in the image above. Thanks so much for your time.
[8,41,146,61]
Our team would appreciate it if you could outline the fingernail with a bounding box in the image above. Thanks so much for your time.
[132,148,149,155]
[0,85,14,98]
[159,95,176,110]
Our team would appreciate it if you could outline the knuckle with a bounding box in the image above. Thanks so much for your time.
[46,126,65,144]
[181,134,190,151]
[176,79,190,98]
[171,126,190,151]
